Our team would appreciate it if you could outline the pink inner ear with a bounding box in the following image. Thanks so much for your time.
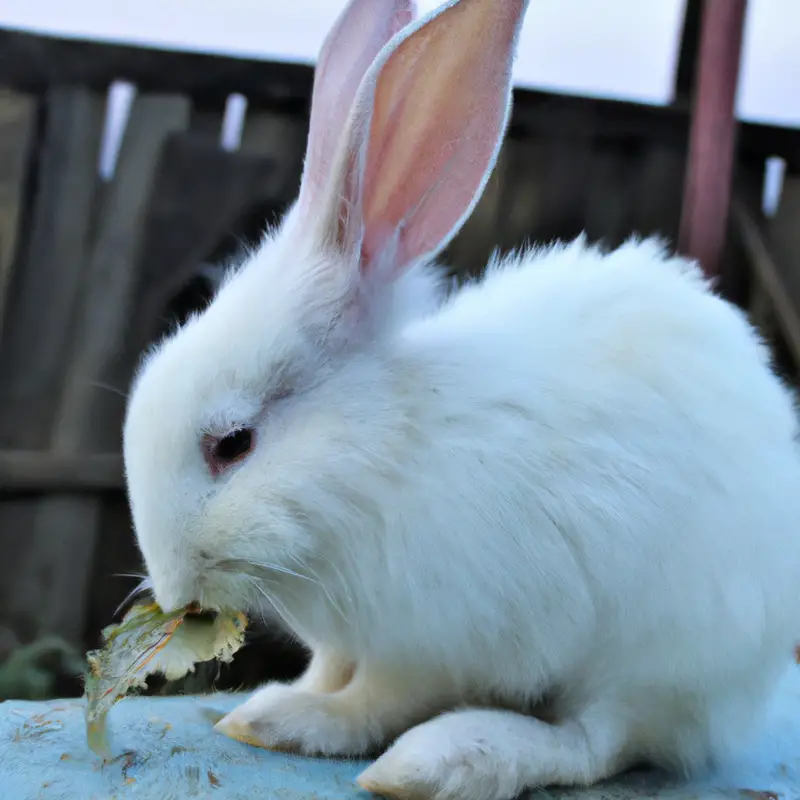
[298,0,415,211]
[353,0,526,277]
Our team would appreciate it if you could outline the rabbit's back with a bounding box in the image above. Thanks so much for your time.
[419,236,797,453]
[385,236,800,767]
[392,236,800,684]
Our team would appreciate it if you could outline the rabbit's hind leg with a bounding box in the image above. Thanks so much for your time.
[357,702,635,800]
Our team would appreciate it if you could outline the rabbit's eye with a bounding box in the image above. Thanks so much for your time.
[217,429,253,461]
[202,428,254,476]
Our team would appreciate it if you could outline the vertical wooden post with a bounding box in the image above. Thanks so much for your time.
[678,0,748,278]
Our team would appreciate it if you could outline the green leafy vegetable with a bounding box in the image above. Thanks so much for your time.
[84,602,247,757]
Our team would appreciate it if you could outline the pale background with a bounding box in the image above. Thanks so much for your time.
[0,0,795,211]
[1,0,798,127]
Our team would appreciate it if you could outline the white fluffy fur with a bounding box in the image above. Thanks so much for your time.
[123,1,800,799]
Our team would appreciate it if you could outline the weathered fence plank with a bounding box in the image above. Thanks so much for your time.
[445,141,509,278]
[730,191,800,370]
[127,132,282,354]
[0,89,36,336]
[0,86,106,653]
[54,93,191,451]
[627,141,686,242]
[762,173,800,319]
[13,93,190,648]
[583,141,633,248]
[238,108,306,195]
[0,88,104,446]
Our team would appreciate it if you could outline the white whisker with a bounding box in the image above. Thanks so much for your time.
[286,551,351,626]
[113,575,154,616]
[90,380,129,399]
[218,557,350,626]
[245,575,303,633]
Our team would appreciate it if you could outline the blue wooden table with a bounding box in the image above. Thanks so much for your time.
[3,669,800,799]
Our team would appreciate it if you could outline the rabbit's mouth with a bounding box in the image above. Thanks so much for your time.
[184,604,220,625]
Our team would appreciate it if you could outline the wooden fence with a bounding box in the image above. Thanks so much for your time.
[1,4,800,698]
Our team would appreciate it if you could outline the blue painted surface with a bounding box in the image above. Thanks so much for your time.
[0,693,373,799]
[3,669,800,799]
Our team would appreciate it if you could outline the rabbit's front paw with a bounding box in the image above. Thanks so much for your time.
[214,682,375,756]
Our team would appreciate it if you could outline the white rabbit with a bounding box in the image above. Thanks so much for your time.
[122,0,800,798]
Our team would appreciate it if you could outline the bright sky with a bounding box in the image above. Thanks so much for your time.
[0,0,684,106]
[0,0,797,127]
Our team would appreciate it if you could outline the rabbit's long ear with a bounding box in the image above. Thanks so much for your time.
[296,0,415,213]
[325,0,528,281]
